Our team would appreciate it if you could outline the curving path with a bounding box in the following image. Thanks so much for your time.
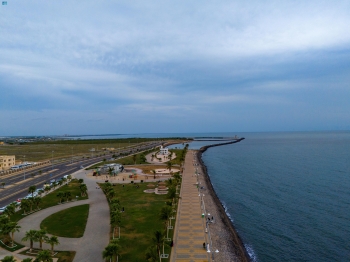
[15,169,110,262]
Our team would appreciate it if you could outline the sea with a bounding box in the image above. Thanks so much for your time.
[52,131,350,261]
[197,132,350,262]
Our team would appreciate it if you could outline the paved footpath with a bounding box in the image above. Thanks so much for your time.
[15,169,110,262]
[171,150,209,262]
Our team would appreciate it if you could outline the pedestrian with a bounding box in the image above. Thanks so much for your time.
[203,242,206,249]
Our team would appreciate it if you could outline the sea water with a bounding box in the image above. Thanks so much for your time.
[201,132,350,262]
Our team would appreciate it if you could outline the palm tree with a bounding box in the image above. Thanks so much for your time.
[160,206,173,240]
[8,221,21,247]
[45,236,60,255]
[44,186,51,195]
[28,185,36,198]
[132,154,137,164]
[20,199,30,215]
[166,162,172,172]
[51,182,57,189]
[33,196,42,210]
[111,211,121,239]
[35,229,47,250]
[56,191,64,203]
[57,180,63,187]
[67,175,72,181]
[145,246,159,262]
[151,230,163,262]
[1,182,5,188]
[1,256,16,262]
[36,250,53,262]
[22,230,38,252]
[151,170,157,179]
[79,184,88,197]
[107,188,115,202]
[102,239,121,262]
[64,191,72,202]
[4,204,16,217]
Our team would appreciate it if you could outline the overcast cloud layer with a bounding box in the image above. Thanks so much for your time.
[1,0,350,135]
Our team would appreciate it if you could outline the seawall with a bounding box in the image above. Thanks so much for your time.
[197,138,250,262]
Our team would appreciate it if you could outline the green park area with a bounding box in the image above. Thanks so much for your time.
[41,204,89,238]
[0,179,88,262]
[101,178,181,262]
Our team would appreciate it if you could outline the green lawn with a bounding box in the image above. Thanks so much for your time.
[40,204,89,238]
[104,183,176,261]
[11,180,88,223]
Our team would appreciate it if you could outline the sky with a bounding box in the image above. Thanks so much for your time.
[1,0,350,136]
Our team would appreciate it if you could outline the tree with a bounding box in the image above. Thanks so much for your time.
[45,236,59,255]
[145,246,159,262]
[35,229,47,250]
[35,250,53,262]
[160,206,173,240]
[4,204,16,217]
[65,191,72,202]
[151,230,163,262]
[22,230,38,252]
[20,199,30,215]
[79,184,88,197]
[132,154,137,164]
[56,191,64,203]
[102,239,121,262]
[8,221,21,247]
[152,170,157,179]
[111,211,121,239]
[166,162,172,172]
[1,182,5,188]
[1,256,16,262]
[44,186,51,195]
[28,185,36,198]
[67,175,72,181]
[33,196,42,210]
[107,188,115,202]
[78,179,84,184]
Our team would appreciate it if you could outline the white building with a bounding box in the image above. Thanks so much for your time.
[159,146,169,155]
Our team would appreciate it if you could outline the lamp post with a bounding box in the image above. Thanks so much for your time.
[207,246,219,262]
[71,147,73,163]
[23,155,26,180]
[51,151,54,172]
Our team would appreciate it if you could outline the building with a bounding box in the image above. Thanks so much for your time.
[0,155,16,171]
[159,146,169,155]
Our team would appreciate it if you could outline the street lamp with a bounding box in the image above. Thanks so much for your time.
[207,246,219,262]
[23,155,26,180]
[71,147,73,163]
[51,151,54,172]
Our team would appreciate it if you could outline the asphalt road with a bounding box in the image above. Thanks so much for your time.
[0,141,161,207]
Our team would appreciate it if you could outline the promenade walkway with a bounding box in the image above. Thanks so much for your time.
[171,150,209,262]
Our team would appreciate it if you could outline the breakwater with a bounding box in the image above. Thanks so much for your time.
[196,138,250,262]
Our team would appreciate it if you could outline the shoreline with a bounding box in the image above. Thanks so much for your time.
[196,138,250,262]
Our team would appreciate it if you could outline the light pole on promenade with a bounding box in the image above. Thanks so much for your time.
[23,155,26,180]
[51,151,54,173]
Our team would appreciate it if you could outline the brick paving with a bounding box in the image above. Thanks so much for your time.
[171,150,209,262]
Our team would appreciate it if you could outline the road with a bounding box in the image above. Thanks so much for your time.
[0,141,161,207]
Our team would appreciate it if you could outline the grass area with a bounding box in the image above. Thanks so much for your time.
[11,180,88,223]
[0,138,162,162]
[0,238,25,251]
[104,182,175,261]
[87,148,158,170]
[168,149,184,165]
[41,204,89,238]
[19,249,76,262]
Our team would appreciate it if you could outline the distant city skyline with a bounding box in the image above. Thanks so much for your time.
[1,1,350,136]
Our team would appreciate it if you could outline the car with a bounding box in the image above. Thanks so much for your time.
[0,207,6,214]
[50,179,55,183]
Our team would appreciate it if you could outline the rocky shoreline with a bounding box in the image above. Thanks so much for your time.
[195,138,250,262]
